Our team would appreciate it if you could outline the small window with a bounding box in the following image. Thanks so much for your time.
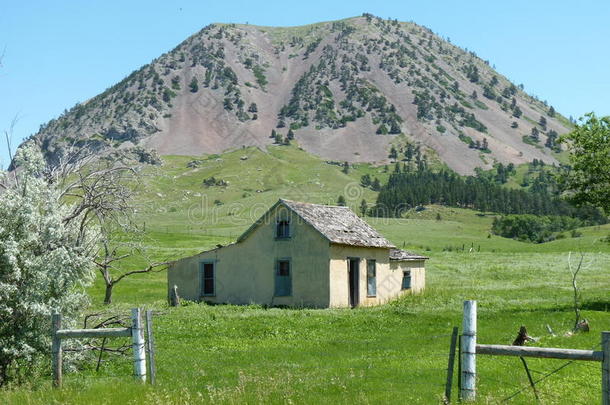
[402,270,412,290]
[276,219,291,239]
[200,262,215,296]
[366,259,376,297]
[275,259,292,296]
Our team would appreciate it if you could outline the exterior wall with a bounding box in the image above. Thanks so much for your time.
[328,245,394,307]
[390,260,426,294]
[328,246,426,307]
[167,204,331,307]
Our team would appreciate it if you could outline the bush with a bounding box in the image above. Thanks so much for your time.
[492,214,583,243]
[0,144,97,386]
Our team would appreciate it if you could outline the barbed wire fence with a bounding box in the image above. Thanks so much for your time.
[50,308,159,387]
[458,300,608,404]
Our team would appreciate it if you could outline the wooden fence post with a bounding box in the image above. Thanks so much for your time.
[145,310,157,385]
[602,332,610,405]
[51,313,62,388]
[170,285,180,307]
[461,300,477,401]
[445,326,459,403]
[131,308,146,382]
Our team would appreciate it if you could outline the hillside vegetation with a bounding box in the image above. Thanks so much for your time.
[31,15,570,174]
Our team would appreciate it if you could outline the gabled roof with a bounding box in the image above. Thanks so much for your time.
[237,199,395,249]
[389,248,429,261]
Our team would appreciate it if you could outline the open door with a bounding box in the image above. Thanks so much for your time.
[348,258,360,308]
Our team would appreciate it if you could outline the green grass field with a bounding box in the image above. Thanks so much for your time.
[2,146,609,404]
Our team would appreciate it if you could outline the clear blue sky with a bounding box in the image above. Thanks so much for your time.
[1,0,609,168]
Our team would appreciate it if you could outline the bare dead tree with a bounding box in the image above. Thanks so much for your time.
[94,232,170,304]
[47,144,171,304]
[567,251,587,332]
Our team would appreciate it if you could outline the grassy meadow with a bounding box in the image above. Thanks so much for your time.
[2,146,610,404]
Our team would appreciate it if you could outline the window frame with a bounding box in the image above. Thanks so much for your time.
[200,260,216,297]
[366,259,377,297]
[274,258,292,297]
[275,218,291,240]
[402,270,412,290]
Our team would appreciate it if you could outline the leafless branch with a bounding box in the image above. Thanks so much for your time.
[113,261,171,284]
[567,251,585,331]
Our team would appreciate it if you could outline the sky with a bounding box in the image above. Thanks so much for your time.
[1,0,609,168]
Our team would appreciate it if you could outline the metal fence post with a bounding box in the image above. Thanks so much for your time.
[131,308,146,382]
[461,300,477,401]
[51,313,62,388]
[602,332,610,405]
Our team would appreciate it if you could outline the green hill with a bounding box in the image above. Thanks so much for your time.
[3,147,609,404]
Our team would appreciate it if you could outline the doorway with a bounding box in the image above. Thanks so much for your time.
[348,258,360,308]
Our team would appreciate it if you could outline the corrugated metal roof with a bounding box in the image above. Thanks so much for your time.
[389,248,429,261]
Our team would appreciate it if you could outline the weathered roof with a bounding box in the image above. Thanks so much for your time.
[237,199,395,248]
[389,248,429,261]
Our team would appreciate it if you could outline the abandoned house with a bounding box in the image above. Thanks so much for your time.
[168,199,427,308]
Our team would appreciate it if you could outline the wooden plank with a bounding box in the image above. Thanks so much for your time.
[56,328,131,339]
[146,310,157,385]
[602,332,610,405]
[476,344,603,362]
[51,313,62,388]
[131,308,147,382]
[461,300,476,401]
[444,326,458,403]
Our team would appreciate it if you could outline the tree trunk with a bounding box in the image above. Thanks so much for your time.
[104,283,114,305]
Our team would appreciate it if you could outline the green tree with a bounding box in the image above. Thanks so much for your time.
[376,124,389,135]
[189,77,199,93]
[389,120,401,134]
[539,116,547,130]
[481,137,489,152]
[531,127,540,142]
[342,161,349,174]
[405,143,414,161]
[560,113,610,213]
[548,106,556,117]
[360,174,371,187]
[360,199,368,216]
[371,177,381,191]
[337,195,346,206]
[388,146,398,160]
[0,145,97,385]
[512,106,522,118]
[248,102,258,113]
[287,129,295,141]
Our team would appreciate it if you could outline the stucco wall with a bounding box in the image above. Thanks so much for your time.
[328,246,426,307]
[390,260,426,294]
[329,245,394,307]
[167,204,332,307]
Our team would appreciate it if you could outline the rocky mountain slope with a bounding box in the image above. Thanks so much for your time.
[33,14,571,174]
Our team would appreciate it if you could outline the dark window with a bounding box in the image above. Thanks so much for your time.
[275,259,291,296]
[367,260,376,297]
[402,270,412,290]
[201,262,215,296]
[276,219,290,239]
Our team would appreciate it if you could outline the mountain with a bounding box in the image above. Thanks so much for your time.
[32,14,571,174]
